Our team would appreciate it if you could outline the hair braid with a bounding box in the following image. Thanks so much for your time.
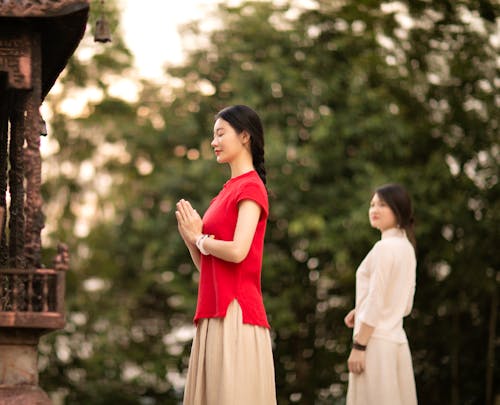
[252,143,266,185]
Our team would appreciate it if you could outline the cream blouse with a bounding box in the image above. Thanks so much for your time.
[354,228,416,344]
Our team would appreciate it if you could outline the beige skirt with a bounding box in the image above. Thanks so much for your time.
[183,299,277,405]
[347,337,417,405]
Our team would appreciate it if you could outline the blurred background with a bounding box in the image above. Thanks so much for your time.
[37,0,498,404]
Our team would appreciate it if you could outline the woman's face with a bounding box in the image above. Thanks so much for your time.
[369,193,398,232]
[211,118,249,164]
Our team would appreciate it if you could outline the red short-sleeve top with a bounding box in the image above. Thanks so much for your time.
[193,170,270,328]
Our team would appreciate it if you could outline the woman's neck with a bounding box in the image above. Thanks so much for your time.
[381,227,404,238]
[229,154,254,178]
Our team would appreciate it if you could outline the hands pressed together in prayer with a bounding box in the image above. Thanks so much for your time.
[175,199,203,245]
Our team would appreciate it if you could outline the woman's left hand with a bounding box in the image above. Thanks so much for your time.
[347,349,366,374]
[175,199,203,244]
[344,309,355,328]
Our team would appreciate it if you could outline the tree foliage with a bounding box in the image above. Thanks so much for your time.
[39,0,499,404]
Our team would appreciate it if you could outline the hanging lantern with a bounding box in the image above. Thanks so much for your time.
[94,0,112,43]
[94,16,112,43]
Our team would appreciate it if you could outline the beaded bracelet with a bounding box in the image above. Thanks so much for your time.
[195,234,210,255]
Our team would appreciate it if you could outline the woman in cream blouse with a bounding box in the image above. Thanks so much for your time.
[344,183,418,405]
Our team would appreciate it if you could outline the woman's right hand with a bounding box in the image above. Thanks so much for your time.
[175,199,203,246]
[344,309,355,328]
[348,348,365,374]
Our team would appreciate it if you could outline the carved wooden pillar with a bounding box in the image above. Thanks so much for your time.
[23,31,44,269]
[0,29,32,269]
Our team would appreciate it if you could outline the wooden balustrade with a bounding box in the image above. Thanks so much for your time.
[0,268,65,329]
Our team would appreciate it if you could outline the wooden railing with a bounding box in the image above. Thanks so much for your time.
[0,268,65,329]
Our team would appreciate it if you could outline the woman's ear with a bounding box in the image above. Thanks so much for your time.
[240,130,251,145]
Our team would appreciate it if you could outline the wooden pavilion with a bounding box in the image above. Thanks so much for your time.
[0,1,89,403]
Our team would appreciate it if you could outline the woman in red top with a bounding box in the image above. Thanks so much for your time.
[175,105,277,405]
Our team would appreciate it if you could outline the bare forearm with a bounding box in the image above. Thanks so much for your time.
[186,242,201,271]
[355,322,375,346]
[201,237,248,263]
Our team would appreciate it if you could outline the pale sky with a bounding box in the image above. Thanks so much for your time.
[119,0,223,80]
[119,0,316,80]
